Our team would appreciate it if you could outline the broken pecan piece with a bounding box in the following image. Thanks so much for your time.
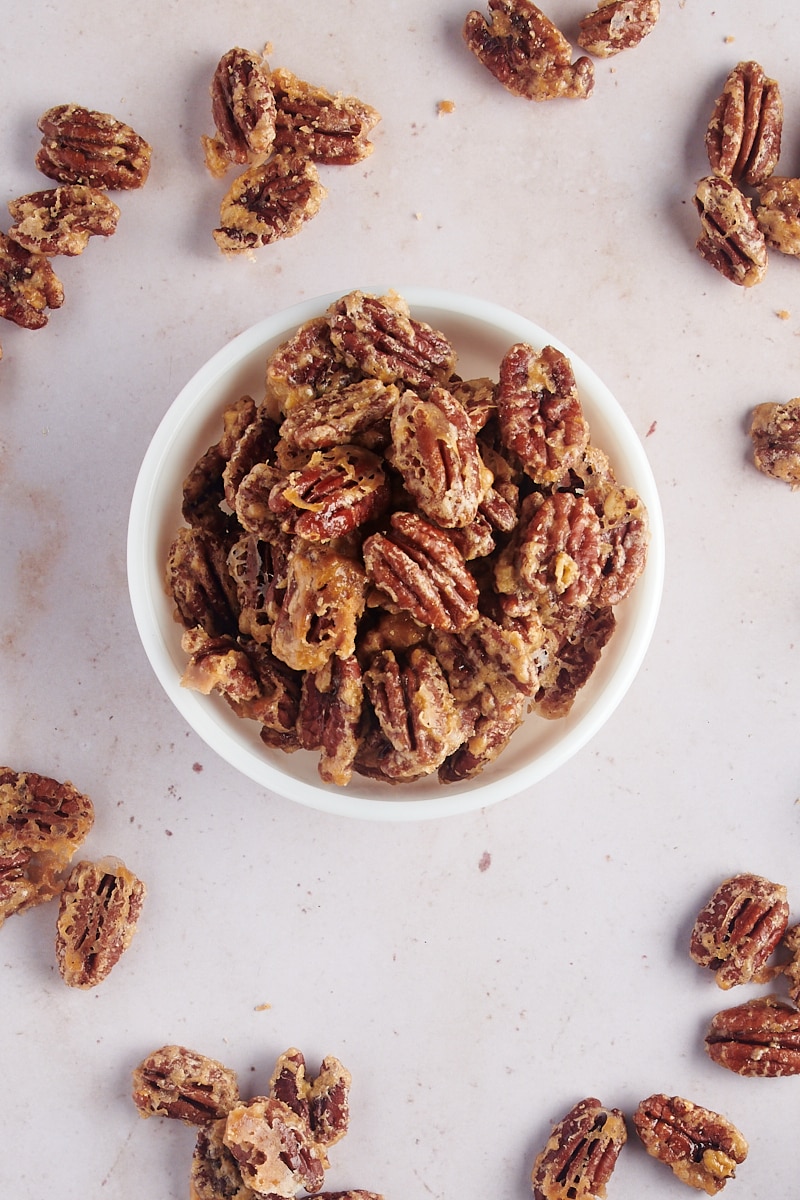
[7,185,119,256]
[271,66,381,164]
[705,61,783,188]
[210,46,276,167]
[213,151,326,254]
[689,872,789,989]
[749,397,800,488]
[223,1096,326,1198]
[191,1118,255,1200]
[496,343,589,485]
[578,0,660,57]
[56,856,146,988]
[36,103,152,189]
[327,290,457,390]
[133,1045,241,1125]
[705,995,800,1077]
[694,175,767,287]
[530,1096,627,1200]
[755,176,800,256]
[0,232,64,329]
[632,1093,748,1195]
[464,0,594,101]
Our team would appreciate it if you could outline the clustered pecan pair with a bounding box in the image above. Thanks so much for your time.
[463,0,660,103]
[165,289,649,788]
[693,61,800,287]
[132,1043,381,1200]
[530,1093,747,1198]
[201,45,380,254]
[689,871,800,1077]
[0,765,145,988]
[0,103,151,359]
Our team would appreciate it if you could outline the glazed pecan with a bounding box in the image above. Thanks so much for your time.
[213,151,326,254]
[512,492,606,613]
[223,1096,326,1198]
[7,185,119,256]
[749,397,800,489]
[632,1093,748,1195]
[463,0,594,101]
[0,232,64,329]
[689,872,789,989]
[265,318,361,417]
[236,641,303,749]
[496,343,589,485]
[694,175,767,287]
[578,0,660,57]
[166,526,240,637]
[182,394,258,536]
[390,385,492,528]
[56,856,146,988]
[269,1048,352,1153]
[36,103,151,189]
[0,767,94,924]
[210,47,276,167]
[271,543,367,672]
[431,613,542,708]
[271,66,381,164]
[327,290,457,390]
[438,691,525,782]
[297,656,363,786]
[755,177,800,256]
[705,61,782,188]
[782,924,800,1005]
[223,406,282,512]
[190,1119,256,1200]
[533,604,616,718]
[133,1045,240,1125]
[268,445,390,541]
[705,995,800,1077]
[363,511,480,632]
[587,478,649,606]
[280,379,398,451]
[180,628,262,707]
[530,1096,627,1200]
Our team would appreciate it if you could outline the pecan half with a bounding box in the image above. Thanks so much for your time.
[180,628,263,707]
[56,856,146,988]
[689,872,789,989]
[694,175,767,287]
[271,543,367,672]
[280,379,397,452]
[632,1094,748,1195]
[271,67,381,164]
[0,231,64,329]
[269,445,390,541]
[223,1096,326,1198]
[166,526,241,637]
[496,343,589,485]
[210,46,276,167]
[533,604,616,718]
[133,1045,241,1125]
[190,1119,256,1200]
[463,0,594,101]
[265,318,362,417]
[755,177,800,256]
[577,0,660,57]
[7,185,119,256]
[213,151,326,254]
[705,995,800,1077]
[181,395,258,536]
[587,478,649,607]
[705,61,783,188]
[530,1096,627,1200]
[514,492,606,613]
[36,103,152,189]
[327,290,457,391]
[297,657,363,786]
[782,924,800,1005]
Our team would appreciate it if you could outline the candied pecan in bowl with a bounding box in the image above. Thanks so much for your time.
[463,0,594,101]
[327,289,457,390]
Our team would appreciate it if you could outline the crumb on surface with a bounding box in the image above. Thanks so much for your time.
[777,309,791,320]
[437,99,456,115]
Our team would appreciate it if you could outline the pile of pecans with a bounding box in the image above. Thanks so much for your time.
[165,289,649,789]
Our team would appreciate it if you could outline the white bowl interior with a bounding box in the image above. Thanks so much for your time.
[127,288,665,820]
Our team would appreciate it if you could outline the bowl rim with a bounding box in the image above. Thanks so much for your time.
[127,286,665,821]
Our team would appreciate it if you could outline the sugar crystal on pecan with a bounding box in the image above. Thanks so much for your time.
[271,66,380,164]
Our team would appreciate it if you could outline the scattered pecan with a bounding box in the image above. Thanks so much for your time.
[632,1093,748,1195]
[55,856,146,988]
[0,231,64,329]
[7,185,119,256]
[132,1045,241,1125]
[755,177,800,256]
[782,924,800,1005]
[213,151,326,254]
[496,343,589,485]
[269,445,390,541]
[166,526,241,637]
[705,61,783,188]
[223,1096,326,1198]
[190,1118,256,1200]
[530,1096,627,1200]
[209,46,276,168]
[267,1048,351,1155]
[705,995,800,1077]
[694,175,767,287]
[578,0,660,57]
[463,0,594,101]
[689,872,789,989]
[327,290,457,391]
[36,103,152,189]
[271,543,367,672]
[271,66,381,164]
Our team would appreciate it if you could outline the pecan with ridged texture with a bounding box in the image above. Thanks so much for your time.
[689,872,789,989]
[56,856,146,988]
[530,1096,627,1200]
[271,543,367,672]
[223,1096,326,1198]
[755,177,800,256]
[269,444,390,541]
[363,511,480,632]
[268,1048,351,1155]
[133,1045,240,1125]
[182,395,258,536]
[190,1118,255,1200]
[586,476,649,606]
[578,0,660,57]
[223,406,282,511]
[0,231,64,329]
[749,397,800,489]
[209,47,276,168]
[0,767,94,924]
[36,104,151,189]
[694,175,767,287]
[533,604,616,718]
[513,492,606,614]
[705,61,782,187]
[265,318,361,417]
[213,151,325,254]
[327,290,457,391]
[271,66,381,164]
[496,343,589,485]
[179,628,263,707]
[297,657,363,786]
[166,526,240,637]
[705,995,800,1077]
[281,379,397,452]
[464,0,594,101]
[7,185,119,256]
[632,1093,748,1195]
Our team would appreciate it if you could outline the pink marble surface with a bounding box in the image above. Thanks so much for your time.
[1,2,799,1197]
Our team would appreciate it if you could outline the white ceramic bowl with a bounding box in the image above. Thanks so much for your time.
[127,288,664,821]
